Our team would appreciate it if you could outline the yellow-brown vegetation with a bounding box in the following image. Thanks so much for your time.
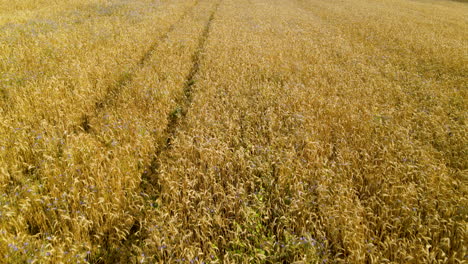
[0,0,466,263]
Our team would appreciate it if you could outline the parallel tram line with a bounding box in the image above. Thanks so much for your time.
[16,0,201,238]
[141,0,222,194]
[127,0,223,250]
[9,0,202,192]
[79,0,200,133]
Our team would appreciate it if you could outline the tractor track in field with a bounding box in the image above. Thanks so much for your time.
[20,0,200,239]
[18,0,200,199]
[140,0,222,194]
[119,0,222,255]
[79,0,199,134]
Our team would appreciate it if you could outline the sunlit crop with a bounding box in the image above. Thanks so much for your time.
[0,0,466,263]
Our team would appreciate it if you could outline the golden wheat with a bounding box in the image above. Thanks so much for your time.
[0,0,466,263]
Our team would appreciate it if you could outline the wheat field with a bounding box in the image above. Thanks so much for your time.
[0,0,467,263]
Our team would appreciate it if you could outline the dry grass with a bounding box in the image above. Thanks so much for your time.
[0,0,466,263]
